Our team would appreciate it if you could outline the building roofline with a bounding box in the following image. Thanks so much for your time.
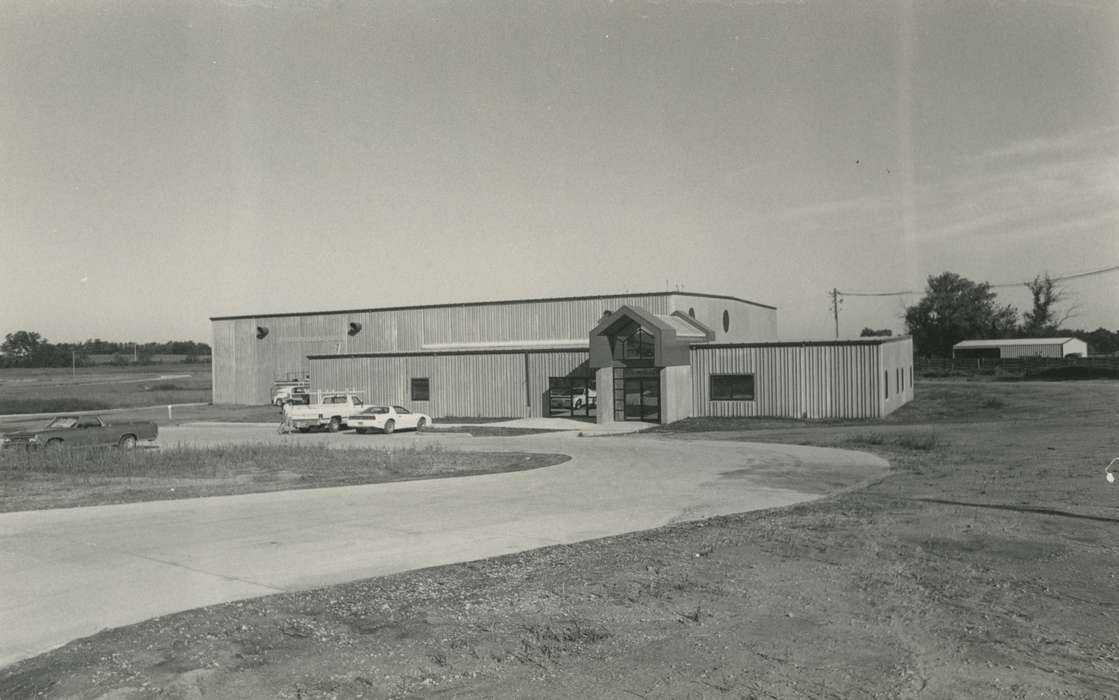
[210,290,776,321]
[308,348,591,360]
[952,337,1077,348]
[693,336,912,350]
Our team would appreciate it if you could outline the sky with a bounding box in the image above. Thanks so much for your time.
[2,0,1116,344]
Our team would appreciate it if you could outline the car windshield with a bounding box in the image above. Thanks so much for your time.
[47,417,78,429]
[363,406,389,414]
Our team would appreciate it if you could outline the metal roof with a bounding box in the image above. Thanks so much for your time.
[953,338,1075,349]
[210,290,775,321]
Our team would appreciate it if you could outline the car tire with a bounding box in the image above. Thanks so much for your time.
[383,420,395,435]
[118,435,138,450]
[416,417,427,431]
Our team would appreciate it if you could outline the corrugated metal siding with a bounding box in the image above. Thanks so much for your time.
[669,294,778,342]
[213,294,673,404]
[310,350,593,419]
[691,344,882,419]
[232,319,259,404]
[421,296,670,346]
[311,354,527,418]
[1000,343,1066,359]
[526,352,593,417]
[211,320,237,404]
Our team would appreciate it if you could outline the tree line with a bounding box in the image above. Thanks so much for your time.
[0,331,211,368]
[900,272,1118,357]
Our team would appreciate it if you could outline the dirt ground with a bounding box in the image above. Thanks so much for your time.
[2,381,1118,699]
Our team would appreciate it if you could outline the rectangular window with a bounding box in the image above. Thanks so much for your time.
[710,374,754,401]
[884,371,889,399]
[410,378,430,401]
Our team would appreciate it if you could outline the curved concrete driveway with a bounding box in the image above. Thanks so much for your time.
[0,424,888,667]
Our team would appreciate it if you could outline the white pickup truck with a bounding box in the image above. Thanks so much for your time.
[284,392,365,432]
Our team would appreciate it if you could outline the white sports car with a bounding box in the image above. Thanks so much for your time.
[349,405,431,434]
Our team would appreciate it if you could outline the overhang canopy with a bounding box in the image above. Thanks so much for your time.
[589,305,714,368]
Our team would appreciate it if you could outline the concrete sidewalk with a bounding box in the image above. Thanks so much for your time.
[0,425,889,667]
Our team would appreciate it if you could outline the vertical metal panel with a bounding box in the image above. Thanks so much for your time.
[669,294,778,342]
[211,320,237,404]
[999,342,1066,359]
[526,352,593,417]
[232,319,259,404]
[419,295,670,347]
[310,350,594,419]
[214,294,677,404]
[690,343,885,419]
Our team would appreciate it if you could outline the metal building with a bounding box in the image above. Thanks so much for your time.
[690,338,914,419]
[211,290,915,423]
[952,337,1088,359]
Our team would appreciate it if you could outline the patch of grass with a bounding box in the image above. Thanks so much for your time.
[0,444,568,512]
[0,398,111,415]
[845,431,939,451]
[979,396,1006,409]
[141,382,207,392]
[1028,365,1119,381]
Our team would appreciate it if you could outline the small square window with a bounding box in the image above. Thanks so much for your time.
[411,378,430,402]
[710,374,754,401]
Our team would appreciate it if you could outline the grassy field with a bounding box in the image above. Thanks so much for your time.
[0,443,566,513]
[0,364,212,414]
[3,380,1118,698]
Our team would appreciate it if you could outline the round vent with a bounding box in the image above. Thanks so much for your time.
[348,321,362,336]
[256,326,269,339]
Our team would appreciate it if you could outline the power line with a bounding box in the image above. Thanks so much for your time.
[837,263,1119,298]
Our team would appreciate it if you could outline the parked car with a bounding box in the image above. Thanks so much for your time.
[0,415,158,451]
[572,388,597,409]
[284,392,366,432]
[349,405,431,434]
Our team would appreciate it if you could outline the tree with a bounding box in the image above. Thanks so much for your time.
[2,331,45,358]
[1022,273,1076,336]
[859,328,893,337]
[904,272,1019,357]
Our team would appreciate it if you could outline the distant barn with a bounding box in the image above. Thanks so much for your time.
[952,338,1088,359]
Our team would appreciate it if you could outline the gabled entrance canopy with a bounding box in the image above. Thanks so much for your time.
[589,305,714,368]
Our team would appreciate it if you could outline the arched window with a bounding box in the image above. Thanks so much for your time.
[722,310,730,333]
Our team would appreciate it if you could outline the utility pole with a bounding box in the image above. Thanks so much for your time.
[830,288,842,339]
[72,350,76,378]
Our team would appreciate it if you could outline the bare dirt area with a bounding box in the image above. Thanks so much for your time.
[3,381,1118,699]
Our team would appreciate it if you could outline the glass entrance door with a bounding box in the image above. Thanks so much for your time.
[614,368,660,422]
